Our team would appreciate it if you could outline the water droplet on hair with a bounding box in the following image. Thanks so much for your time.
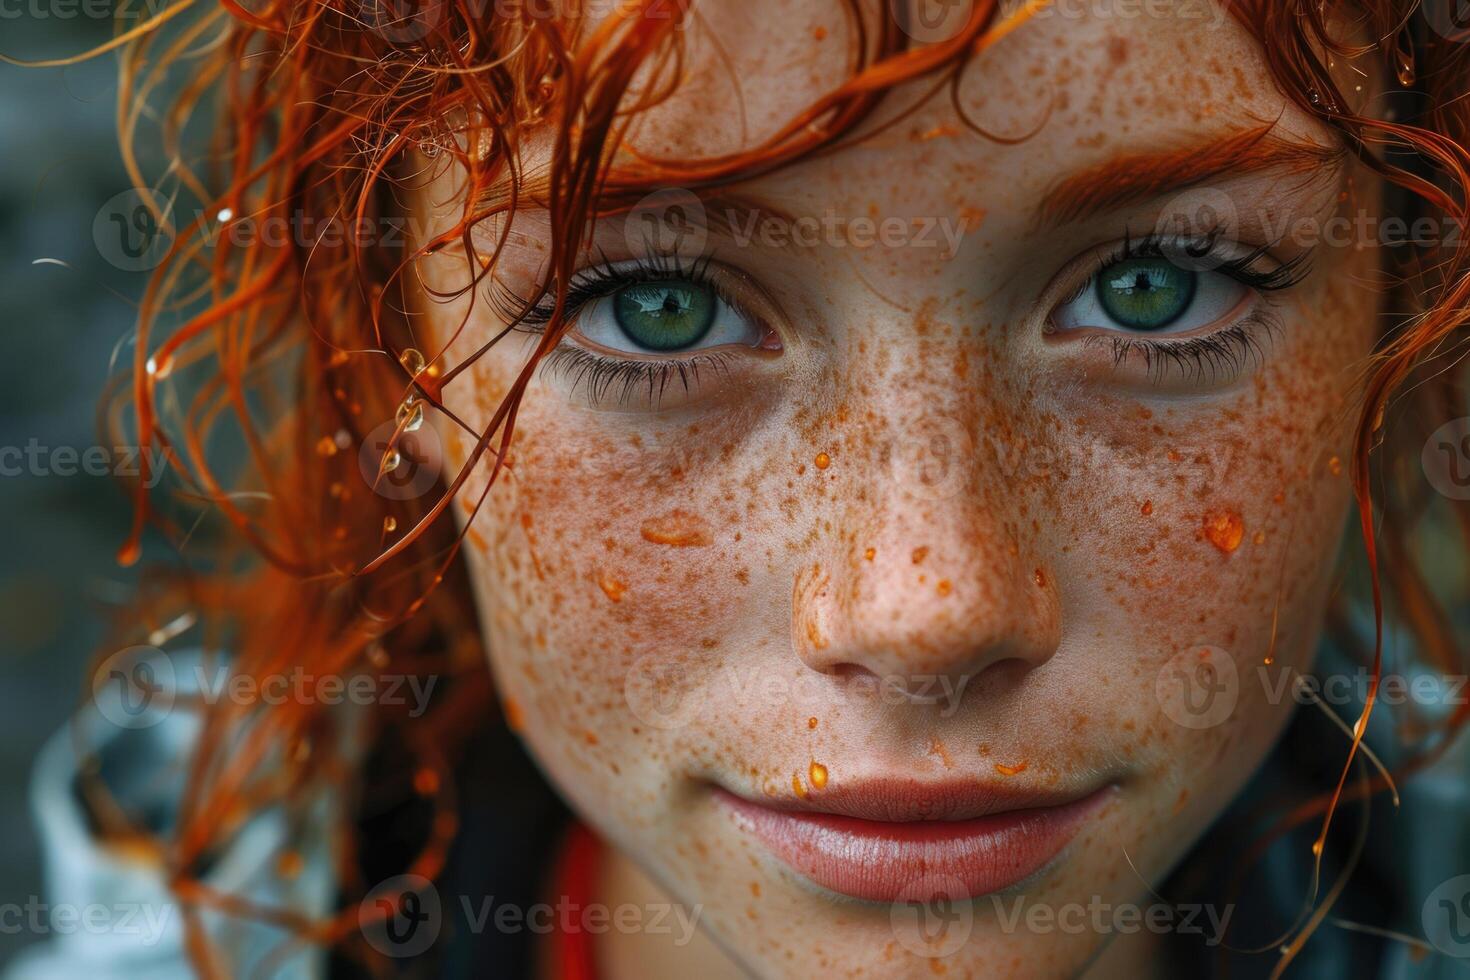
[1395,39,1415,87]
[383,516,397,533]
[399,347,426,376]
[396,396,424,432]
[381,448,402,473]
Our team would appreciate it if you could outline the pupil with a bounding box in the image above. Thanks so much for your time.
[1096,259,1195,331]
[612,280,717,351]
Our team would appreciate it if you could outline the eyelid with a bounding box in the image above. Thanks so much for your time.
[511,254,782,341]
[1042,230,1310,329]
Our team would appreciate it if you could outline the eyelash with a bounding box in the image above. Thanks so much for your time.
[499,228,1313,404]
[1067,228,1311,383]
[501,253,749,408]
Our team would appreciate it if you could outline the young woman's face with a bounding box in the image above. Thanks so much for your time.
[412,2,1379,974]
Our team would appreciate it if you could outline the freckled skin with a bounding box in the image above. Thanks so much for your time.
[407,3,1383,978]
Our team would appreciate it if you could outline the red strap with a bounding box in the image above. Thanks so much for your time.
[551,823,601,980]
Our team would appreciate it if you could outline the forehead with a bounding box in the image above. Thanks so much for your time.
[590,0,1292,165]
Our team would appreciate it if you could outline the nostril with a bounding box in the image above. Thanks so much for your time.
[827,662,879,682]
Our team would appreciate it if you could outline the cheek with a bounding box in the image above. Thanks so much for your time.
[442,365,807,796]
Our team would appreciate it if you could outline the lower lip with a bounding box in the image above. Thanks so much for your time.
[715,787,1110,903]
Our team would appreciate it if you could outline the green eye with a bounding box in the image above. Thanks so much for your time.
[612,280,717,351]
[1096,259,1197,331]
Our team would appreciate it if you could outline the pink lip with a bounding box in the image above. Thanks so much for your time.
[714,779,1113,903]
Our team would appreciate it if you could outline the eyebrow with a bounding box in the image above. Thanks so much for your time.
[1036,125,1345,228]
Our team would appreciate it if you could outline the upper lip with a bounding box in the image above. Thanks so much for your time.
[720,775,1104,823]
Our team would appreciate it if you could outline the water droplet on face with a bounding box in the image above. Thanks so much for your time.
[1327,455,1342,476]
[995,761,1027,776]
[1141,499,1153,516]
[792,772,808,799]
[863,547,875,561]
[597,569,627,602]
[639,510,713,547]
[807,717,818,730]
[1202,509,1245,553]
[814,451,830,470]
[1033,568,1046,588]
[808,761,828,790]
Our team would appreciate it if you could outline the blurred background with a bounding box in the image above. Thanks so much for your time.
[0,15,156,966]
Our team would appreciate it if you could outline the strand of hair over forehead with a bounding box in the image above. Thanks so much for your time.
[6,0,1469,973]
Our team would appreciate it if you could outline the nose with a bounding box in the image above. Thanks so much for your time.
[792,415,1061,700]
